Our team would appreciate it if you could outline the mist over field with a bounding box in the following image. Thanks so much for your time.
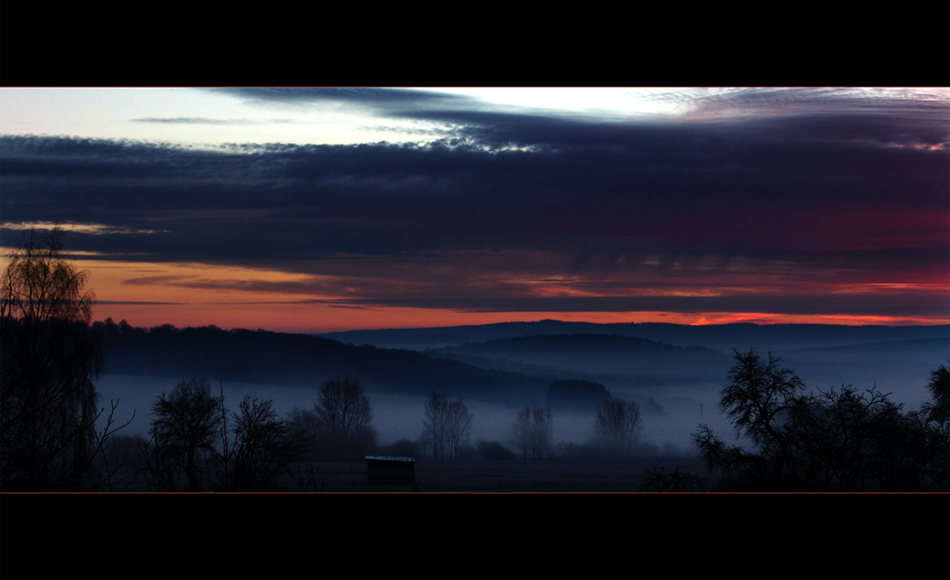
[97,375,724,456]
[95,321,948,463]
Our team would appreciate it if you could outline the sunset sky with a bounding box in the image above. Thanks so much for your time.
[1,87,948,332]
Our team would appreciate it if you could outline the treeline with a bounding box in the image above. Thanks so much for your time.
[645,349,950,492]
[132,377,378,491]
[326,319,950,352]
[114,379,485,491]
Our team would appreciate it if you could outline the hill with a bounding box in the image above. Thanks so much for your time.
[94,320,549,405]
[320,320,950,351]
[429,333,731,387]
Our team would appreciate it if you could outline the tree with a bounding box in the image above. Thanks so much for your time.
[0,228,123,490]
[511,405,553,459]
[593,397,642,454]
[146,377,223,491]
[316,377,373,440]
[694,349,950,491]
[421,392,473,460]
[716,348,804,482]
[923,358,949,426]
[316,377,376,460]
[530,406,554,459]
[287,377,377,461]
[721,349,802,435]
[229,395,304,491]
[144,378,306,491]
[694,349,829,489]
[511,407,532,459]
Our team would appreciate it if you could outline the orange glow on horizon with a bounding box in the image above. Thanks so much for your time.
[3,255,945,334]
[688,312,950,326]
[91,301,950,335]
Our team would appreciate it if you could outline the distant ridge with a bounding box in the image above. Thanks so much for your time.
[95,321,549,404]
[429,332,733,387]
[434,333,722,357]
[319,320,950,351]
[95,320,948,410]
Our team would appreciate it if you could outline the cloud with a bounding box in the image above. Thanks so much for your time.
[1,221,161,235]
[324,290,950,317]
[2,89,947,320]
[214,88,476,117]
[130,117,296,125]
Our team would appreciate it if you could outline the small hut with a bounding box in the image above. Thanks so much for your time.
[365,456,416,484]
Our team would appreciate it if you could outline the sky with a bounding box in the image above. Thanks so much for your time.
[1,87,948,333]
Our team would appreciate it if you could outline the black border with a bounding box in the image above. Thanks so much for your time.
[2,3,947,580]
[2,492,948,579]
[2,3,947,87]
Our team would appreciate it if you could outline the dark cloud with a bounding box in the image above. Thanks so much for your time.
[2,91,947,319]
[216,87,950,152]
[214,88,476,116]
[324,291,950,318]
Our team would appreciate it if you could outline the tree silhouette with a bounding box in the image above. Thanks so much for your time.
[421,392,473,460]
[146,377,223,491]
[511,407,532,459]
[923,358,949,425]
[695,349,950,491]
[144,378,306,491]
[593,397,642,454]
[287,377,377,461]
[718,348,804,482]
[511,405,553,459]
[316,378,373,441]
[228,395,304,491]
[0,229,126,490]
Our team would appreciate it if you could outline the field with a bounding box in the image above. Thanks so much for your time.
[297,456,707,492]
[97,451,707,492]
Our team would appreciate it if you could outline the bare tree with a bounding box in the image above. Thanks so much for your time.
[511,407,532,459]
[422,392,473,460]
[286,377,376,461]
[923,358,949,426]
[228,395,304,491]
[446,398,473,460]
[314,377,376,460]
[145,377,223,491]
[594,397,642,454]
[316,377,373,438]
[421,392,447,461]
[720,348,803,454]
[511,405,554,459]
[0,228,128,490]
[693,348,809,486]
[531,406,554,459]
[694,349,950,491]
[144,379,306,491]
